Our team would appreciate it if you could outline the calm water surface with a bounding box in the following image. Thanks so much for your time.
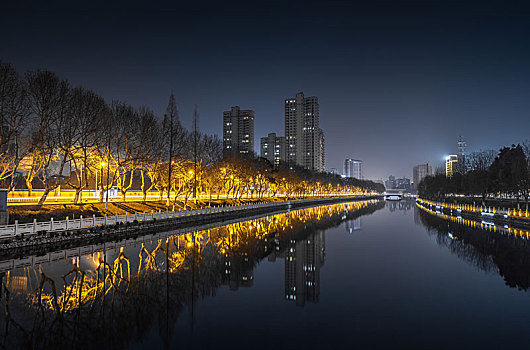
[2,199,530,349]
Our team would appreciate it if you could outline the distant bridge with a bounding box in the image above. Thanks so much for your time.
[384,189,404,201]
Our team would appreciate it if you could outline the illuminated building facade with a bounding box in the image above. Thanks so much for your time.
[385,175,412,191]
[284,92,325,172]
[444,136,467,177]
[223,106,254,158]
[445,155,458,177]
[396,177,411,191]
[344,159,362,179]
[260,132,285,166]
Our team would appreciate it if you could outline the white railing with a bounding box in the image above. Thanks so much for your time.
[0,196,363,240]
[0,201,283,239]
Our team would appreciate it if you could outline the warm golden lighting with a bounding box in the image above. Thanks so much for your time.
[24,200,377,312]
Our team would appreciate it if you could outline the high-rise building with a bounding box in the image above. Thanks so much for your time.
[223,106,254,158]
[385,176,411,191]
[445,155,458,177]
[260,133,285,166]
[456,135,467,174]
[344,159,362,179]
[443,136,468,177]
[413,163,432,186]
[385,175,396,189]
[284,92,325,172]
[316,128,325,172]
[396,177,411,191]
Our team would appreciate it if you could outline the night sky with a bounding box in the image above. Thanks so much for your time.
[1,0,529,181]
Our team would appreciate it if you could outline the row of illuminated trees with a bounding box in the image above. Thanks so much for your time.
[417,143,530,202]
[0,61,222,205]
[0,61,384,205]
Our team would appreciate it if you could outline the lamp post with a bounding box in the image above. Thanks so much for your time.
[80,166,83,203]
[98,161,106,202]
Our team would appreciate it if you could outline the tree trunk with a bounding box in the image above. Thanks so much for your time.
[74,188,81,204]
[141,170,147,201]
[26,178,33,197]
[37,188,51,206]
[38,155,67,206]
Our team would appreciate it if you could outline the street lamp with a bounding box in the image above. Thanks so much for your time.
[97,161,106,200]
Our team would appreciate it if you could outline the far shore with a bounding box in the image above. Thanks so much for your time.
[419,195,530,210]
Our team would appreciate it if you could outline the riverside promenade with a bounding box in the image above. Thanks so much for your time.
[0,196,379,260]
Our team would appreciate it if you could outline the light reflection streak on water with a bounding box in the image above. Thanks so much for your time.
[4,200,379,314]
[416,201,530,239]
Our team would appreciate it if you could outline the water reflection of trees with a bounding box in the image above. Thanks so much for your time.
[415,206,530,290]
[0,200,383,349]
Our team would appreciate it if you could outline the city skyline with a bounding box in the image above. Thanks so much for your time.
[1,1,530,347]
[1,0,529,180]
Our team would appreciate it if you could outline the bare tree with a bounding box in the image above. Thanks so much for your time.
[163,94,178,206]
[466,150,496,172]
[25,70,70,201]
[0,61,30,189]
[136,107,163,201]
[163,94,188,206]
[65,87,108,203]
[96,103,118,207]
[522,139,530,159]
[111,102,139,201]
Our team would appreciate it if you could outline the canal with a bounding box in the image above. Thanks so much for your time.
[2,199,530,349]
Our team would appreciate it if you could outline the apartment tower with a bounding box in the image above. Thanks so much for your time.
[344,159,362,179]
[223,106,254,158]
[284,92,325,172]
[260,132,286,166]
[413,163,433,185]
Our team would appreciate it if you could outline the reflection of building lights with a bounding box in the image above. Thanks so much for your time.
[28,200,376,313]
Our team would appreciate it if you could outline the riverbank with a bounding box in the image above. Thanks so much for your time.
[421,195,530,211]
[416,197,530,229]
[0,196,381,259]
[7,197,287,225]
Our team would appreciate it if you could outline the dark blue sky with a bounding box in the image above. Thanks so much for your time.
[1,0,529,180]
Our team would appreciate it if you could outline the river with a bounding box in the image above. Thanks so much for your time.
[1,199,530,349]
